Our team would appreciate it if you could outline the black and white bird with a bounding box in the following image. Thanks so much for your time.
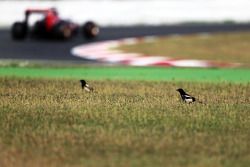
[176,88,196,103]
[80,80,93,92]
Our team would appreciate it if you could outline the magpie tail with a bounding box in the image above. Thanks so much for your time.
[197,99,205,104]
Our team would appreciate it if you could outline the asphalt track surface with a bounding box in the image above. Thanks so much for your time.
[1,24,250,62]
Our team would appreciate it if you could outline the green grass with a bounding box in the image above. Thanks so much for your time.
[0,78,249,167]
[1,31,250,166]
[117,31,250,67]
[0,66,250,83]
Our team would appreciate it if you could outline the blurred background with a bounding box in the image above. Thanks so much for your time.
[0,0,250,66]
[1,0,250,27]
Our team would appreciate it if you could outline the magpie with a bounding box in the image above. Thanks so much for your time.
[80,80,93,92]
[176,88,196,103]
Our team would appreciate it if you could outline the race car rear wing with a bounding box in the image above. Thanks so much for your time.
[24,8,58,23]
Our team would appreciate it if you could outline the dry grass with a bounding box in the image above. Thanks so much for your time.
[117,31,250,66]
[0,77,249,167]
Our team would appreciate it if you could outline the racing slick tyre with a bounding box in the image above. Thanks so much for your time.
[61,26,72,40]
[11,22,28,40]
[82,21,99,39]
[53,21,73,40]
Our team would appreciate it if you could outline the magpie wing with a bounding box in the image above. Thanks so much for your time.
[184,94,196,101]
[183,94,192,99]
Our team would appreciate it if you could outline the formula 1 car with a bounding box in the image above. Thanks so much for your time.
[11,8,100,40]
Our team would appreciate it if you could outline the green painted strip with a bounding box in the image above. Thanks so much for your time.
[0,67,249,83]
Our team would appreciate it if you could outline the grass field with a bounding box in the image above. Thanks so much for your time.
[0,77,249,167]
[117,31,250,67]
[1,31,250,166]
[0,66,250,83]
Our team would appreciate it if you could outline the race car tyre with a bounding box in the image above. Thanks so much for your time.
[52,21,73,40]
[82,21,99,39]
[11,22,28,40]
[61,26,72,39]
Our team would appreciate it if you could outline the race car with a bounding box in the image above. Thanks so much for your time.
[11,8,100,40]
